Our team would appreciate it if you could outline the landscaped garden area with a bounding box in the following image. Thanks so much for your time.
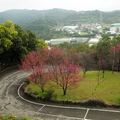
[20,35,120,106]
[1,21,120,106]
[25,71,120,105]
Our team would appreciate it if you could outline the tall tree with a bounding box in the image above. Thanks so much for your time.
[21,51,48,92]
[49,61,81,95]
[46,48,81,95]
[96,34,111,78]
[0,21,47,70]
[111,35,120,72]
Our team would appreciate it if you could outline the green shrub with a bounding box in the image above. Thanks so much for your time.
[25,83,42,97]
[25,83,54,100]
[0,114,31,120]
[19,116,31,120]
[2,114,16,120]
[40,90,54,100]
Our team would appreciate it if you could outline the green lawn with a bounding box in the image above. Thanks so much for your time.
[25,71,120,105]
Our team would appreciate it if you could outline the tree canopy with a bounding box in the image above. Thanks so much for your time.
[0,21,47,68]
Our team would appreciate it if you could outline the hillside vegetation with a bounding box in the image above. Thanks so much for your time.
[1,9,120,39]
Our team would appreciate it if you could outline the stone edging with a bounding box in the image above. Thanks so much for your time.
[17,82,120,113]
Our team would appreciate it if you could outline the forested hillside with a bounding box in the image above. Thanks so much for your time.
[1,9,120,39]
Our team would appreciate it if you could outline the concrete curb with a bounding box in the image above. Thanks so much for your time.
[18,82,87,110]
[18,82,120,113]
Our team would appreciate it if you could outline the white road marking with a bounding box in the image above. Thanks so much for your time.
[90,108,120,113]
[6,72,30,97]
[18,82,120,114]
[18,83,45,106]
[38,105,46,112]
[1,70,85,120]
[18,83,87,110]
[83,108,89,120]
[5,70,120,120]
[39,112,83,120]
[11,72,120,120]
[5,71,21,97]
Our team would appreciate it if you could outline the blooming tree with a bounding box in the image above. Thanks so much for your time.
[111,43,120,72]
[20,47,82,95]
[20,50,49,92]
[27,67,49,92]
[49,59,81,95]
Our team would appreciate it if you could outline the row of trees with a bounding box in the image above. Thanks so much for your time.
[20,34,120,96]
[21,48,81,95]
[0,21,47,70]
[58,34,120,76]
[96,35,120,78]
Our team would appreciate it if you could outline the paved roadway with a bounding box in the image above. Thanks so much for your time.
[0,70,120,120]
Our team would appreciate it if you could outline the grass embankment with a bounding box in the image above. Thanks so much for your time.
[25,71,120,105]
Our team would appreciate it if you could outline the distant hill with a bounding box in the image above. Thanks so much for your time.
[1,9,120,39]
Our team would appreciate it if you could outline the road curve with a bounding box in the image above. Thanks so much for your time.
[1,70,120,120]
[0,70,53,120]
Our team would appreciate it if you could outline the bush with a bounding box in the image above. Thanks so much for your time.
[0,114,32,120]
[82,99,107,107]
[25,83,54,101]
[19,116,32,120]
[1,114,16,120]
[40,89,54,101]
[25,83,42,97]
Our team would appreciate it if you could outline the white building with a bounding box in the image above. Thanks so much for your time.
[88,35,101,46]
[62,25,78,33]
[45,38,71,45]
[45,37,89,45]
[88,38,99,44]
[110,23,120,34]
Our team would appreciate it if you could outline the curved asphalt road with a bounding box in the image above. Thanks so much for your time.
[0,70,120,120]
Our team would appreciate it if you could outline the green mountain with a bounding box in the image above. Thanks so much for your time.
[1,9,120,39]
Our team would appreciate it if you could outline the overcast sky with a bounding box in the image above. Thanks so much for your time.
[0,0,120,12]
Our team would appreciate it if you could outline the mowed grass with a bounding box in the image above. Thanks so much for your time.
[26,71,120,105]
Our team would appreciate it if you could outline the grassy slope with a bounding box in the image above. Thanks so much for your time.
[26,71,120,105]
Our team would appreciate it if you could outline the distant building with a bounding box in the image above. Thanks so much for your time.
[88,38,99,44]
[62,25,78,33]
[110,23,120,34]
[45,37,89,45]
[45,38,71,45]
[63,25,78,30]
[88,35,101,46]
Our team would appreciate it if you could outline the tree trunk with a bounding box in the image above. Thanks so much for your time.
[63,88,67,96]
[102,69,105,78]
[112,59,115,74]
[97,60,101,84]
[112,47,116,74]
[83,68,87,77]
[97,70,100,85]
[118,59,120,72]
[41,87,44,93]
